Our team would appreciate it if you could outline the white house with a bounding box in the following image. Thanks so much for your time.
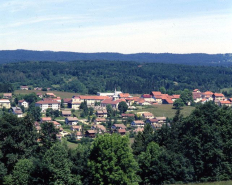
[0,99,11,109]
[18,100,29,108]
[35,100,60,112]
[11,107,23,117]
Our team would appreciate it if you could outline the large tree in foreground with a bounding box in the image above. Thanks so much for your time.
[88,134,140,185]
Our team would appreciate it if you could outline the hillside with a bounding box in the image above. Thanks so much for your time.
[0,50,232,66]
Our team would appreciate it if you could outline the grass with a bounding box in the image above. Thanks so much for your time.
[173,181,232,185]
[14,90,77,98]
[133,104,195,118]
[67,141,78,149]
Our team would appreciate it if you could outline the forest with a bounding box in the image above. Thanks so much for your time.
[1,102,232,184]
[0,50,232,66]
[1,61,232,94]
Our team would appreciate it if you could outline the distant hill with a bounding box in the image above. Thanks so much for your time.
[0,49,232,66]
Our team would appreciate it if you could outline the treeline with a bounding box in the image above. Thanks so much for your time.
[0,50,232,66]
[0,83,13,93]
[1,61,232,94]
[1,102,232,184]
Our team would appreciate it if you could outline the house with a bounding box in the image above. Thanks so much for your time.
[34,87,42,91]
[201,91,213,100]
[150,91,162,97]
[36,93,43,98]
[96,110,108,118]
[133,127,144,133]
[46,93,56,98]
[162,98,173,104]
[151,123,163,130]
[94,118,107,124]
[35,99,60,112]
[170,95,180,102]
[0,99,11,109]
[111,124,127,130]
[41,117,52,123]
[65,117,78,125]
[20,86,28,90]
[147,118,159,124]
[155,117,166,124]
[92,124,107,134]
[142,112,154,119]
[18,100,29,108]
[193,89,201,93]
[51,121,62,128]
[142,94,155,102]
[219,101,232,107]
[75,131,83,140]
[71,125,82,132]
[85,130,96,138]
[131,120,145,127]
[63,98,72,107]
[62,110,72,117]
[121,113,134,119]
[69,96,82,109]
[119,93,131,98]
[11,107,23,117]
[117,128,126,135]
[100,99,126,109]
[3,93,12,99]
[153,94,163,104]
[192,92,202,103]
[79,95,110,106]
[212,93,225,101]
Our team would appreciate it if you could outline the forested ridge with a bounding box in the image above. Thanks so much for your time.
[1,102,232,184]
[2,61,232,94]
[0,50,232,66]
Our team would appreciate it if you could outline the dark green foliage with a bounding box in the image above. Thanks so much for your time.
[180,89,194,105]
[0,114,38,175]
[88,134,140,184]
[27,104,41,121]
[173,98,184,109]
[0,83,13,93]
[2,61,232,94]
[118,101,128,114]
[39,122,58,152]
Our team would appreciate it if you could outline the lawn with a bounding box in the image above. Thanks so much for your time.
[133,104,195,118]
[14,90,77,98]
[67,141,78,149]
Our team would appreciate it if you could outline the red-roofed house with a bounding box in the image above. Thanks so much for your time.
[162,98,173,104]
[212,93,225,101]
[79,95,110,106]
[119,93,131,98]
[117,128,126,135]
[20,86,28,90]
[35,99,60,112]
[219,101,231,107]
[3,93,12,99]
[101,99,126,109]
[131,120,145,127]
[142,112,154,119]
[41,117,52,123]
[94,118,107,124]
[150,91,162,96]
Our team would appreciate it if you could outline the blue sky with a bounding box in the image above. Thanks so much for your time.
[0,0,231,53]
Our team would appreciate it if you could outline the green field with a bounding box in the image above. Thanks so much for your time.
[14,90,77,98]
[67,141,78,149]
[133,104,195,118]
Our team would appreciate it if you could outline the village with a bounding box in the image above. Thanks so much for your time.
[0,86,230,142]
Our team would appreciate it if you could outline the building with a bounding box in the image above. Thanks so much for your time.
[131,120,145,127]
[0,99,11,109]
[65,117,78,125]
[85,130,96,138]
[94,118,107,124]
[62,110,72,117]
[142,112,154,119]
[71,125,82,132]
[11,107,23,117]
[18,100,29,108]
[35,99,60,112]
[96,110,107,118]
[20,86,29,90]
[41,117,52,123]
[3,93,12,99]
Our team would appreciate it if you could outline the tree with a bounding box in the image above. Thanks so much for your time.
[159,86,166,94]
[106,104,113,117]
[118,101,128,114]
[42,143,77,184]
[8,159,33,185]
[27,104,41,121]
[173,98,184,109]
[39,122,58,152]
[88,134,140,184]
[180,89,193,105]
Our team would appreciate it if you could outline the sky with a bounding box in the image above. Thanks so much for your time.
[0,0,232,54]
